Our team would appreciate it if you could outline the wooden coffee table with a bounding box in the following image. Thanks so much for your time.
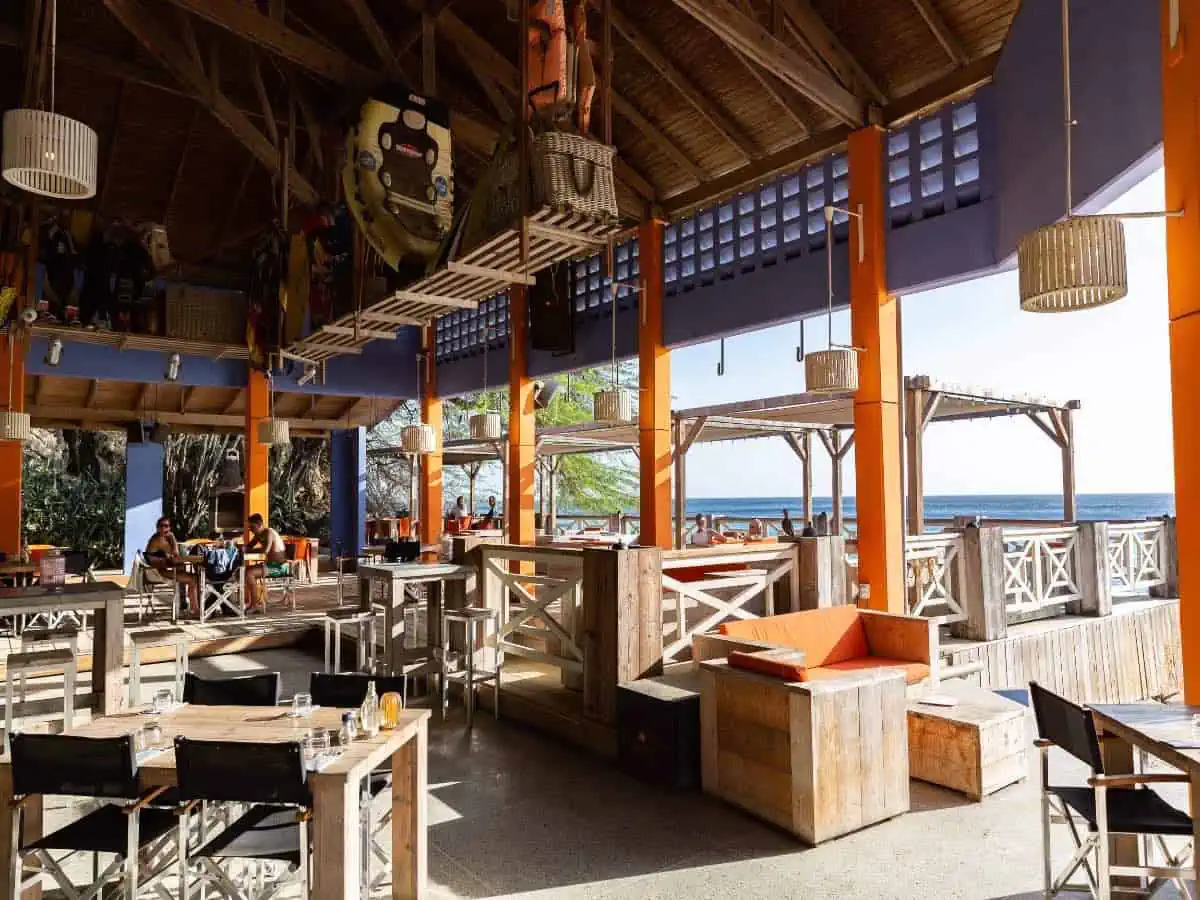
[906,681,1028,801]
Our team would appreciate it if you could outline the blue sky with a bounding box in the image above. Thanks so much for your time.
[670,169,1173,498]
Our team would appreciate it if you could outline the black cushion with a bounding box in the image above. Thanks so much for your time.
[194,806,302,866]
[1051,786,1194,837]
[27,804,177,855]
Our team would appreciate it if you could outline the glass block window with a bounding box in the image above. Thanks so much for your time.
[570,236,640,314]
[887,95,981,227]
[434,291,509,361]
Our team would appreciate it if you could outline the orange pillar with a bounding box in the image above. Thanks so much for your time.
[244,369,270,528]
[419,328,443,547]
[848,125,905,614]
[1163,0,1200,701]
[508,285,536,545]
[0,334,25,556]
[638,219,671,548]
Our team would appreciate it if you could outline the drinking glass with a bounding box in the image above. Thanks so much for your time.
[379,692,403,729]
[141,722,163,750]
[302,729,329,767]
[292,692,313,718]
[151,689,174,715]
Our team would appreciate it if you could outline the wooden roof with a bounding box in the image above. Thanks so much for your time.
[25,373,400,435]
[0,0,1019,274]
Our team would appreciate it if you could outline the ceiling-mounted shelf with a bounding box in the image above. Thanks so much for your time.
[4,324,250,360]
[289,207,625,361]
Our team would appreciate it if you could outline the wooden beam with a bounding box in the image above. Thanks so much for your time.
[668,0,863,127]
[341,0,402,74]
[776,0,886,106]
[180,386,197,413]
[164,101,201,225]
[134,383,149,415]
[250,56,280,149]
[85,379,100,409]
[909,0,968,67]
[730,49,812,136]
[211,151,256,253]
[610,93,705,182]
[156,0,373,84]
[28,404,358,432]
[102,0,319,204]
[336,397,361,420]
[395,0,456,58]
[222,388,242,415]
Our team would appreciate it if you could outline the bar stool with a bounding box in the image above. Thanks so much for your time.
[323,609,377,674]
[5,627,78,750]
[127,628,190,706]
[440,607,501,727]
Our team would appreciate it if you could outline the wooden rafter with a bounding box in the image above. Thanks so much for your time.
[210,151,256,254]
[668,0,863,127]
[102,0,319,204]
[910,0,968,67]
[731,49,812,137]
[180,386,197,413]
[336,397,360,421]
[164,102,201,225]
[222,389,242,415]
[395,0,456,58]
[340,0,401,74]
[250,56,279,149]
[96,80,127,216]
[776,0,887,106]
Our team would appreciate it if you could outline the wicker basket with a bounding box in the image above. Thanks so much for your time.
[166,284,247,345]
[532,132,617,222]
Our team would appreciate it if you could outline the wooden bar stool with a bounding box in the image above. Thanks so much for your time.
[5,627,79,750]
[323,609,377,674]
[127,627,190,706]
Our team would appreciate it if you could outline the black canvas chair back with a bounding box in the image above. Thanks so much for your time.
[1029,681,1105,772]
[62,550,90,578]
[184,672,281,707]
[174,737,309,806]
[11,733,138,798]
[202,545,242,585]
[309,673,409,709]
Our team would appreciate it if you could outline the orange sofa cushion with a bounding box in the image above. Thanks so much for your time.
[727,648,807,682]
[804,658,931,686]
[719,606,868,666]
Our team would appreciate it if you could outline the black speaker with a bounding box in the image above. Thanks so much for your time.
[533,379,560,409]
[616,672,702,792]
[125,422,148,444]
[529,263,573,353]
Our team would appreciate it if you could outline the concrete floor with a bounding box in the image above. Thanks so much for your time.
[45,650,1198,899]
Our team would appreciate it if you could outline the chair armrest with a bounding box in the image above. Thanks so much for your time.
[1034,739,1055,749]
[859,610,934,664]
[691,632,777,665]
[1088,774,1192,788]
[123,785,169,814]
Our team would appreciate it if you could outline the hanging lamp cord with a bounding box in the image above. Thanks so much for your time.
[824,206,835,348]
[1061,0,1073,219]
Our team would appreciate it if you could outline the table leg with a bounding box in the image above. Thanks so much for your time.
[1191,774,1200,890]
[0,775,42,900]
[311,776,360,900]
[358,576,372,613]
[428,584,443,708]
[386,580,402,675]
[92,593,124,715]
[391,722,428,899]
[1099,732,1139,891]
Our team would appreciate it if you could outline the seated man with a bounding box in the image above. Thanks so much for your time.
[689,513,727,547]
[145,516,197,614]
[244,513,288,612]
[480,495,498,528]
[747,518,764,538]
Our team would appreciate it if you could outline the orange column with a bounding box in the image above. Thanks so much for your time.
[1163,0,1200,700]
[638,219,671,548]
[848,125,905,614]
[0,334,25,556]
[419,328,443,547]
[508,285,536,545]
[244,369,270,528]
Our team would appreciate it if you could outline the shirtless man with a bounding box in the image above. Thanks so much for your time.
[244,513,288,612]
[145,516,197,614]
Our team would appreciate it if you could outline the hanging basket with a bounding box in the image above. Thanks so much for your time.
[2,109,98,200]
[593,387,635,424]
[1018,216,1128,313]
[805,349,859,393]
[258,419,290,446]
[469,411,503,440]
[0,411,31,441]
[401,423,438,454]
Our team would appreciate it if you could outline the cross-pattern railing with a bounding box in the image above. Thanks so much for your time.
[1001,526,1081,614]
[904,533,966,625]
[1108,522,1169,596]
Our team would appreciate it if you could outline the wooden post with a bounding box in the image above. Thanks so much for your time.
[581,547,663,724]
[419,328,443,549]
[794,536,848,610]
[0,332,25,557]
[905,384,924,535]
[508,286,536,546]
[638,218,672,548]
[1059,407,1077,523]
[244,369,270,527]
[673,417,686,549]
[830,431,843,535]
[1074,521,1113,617]
[801,431,813,526]
[952,526,1007,642]
[547,458,558,536]
[1152,516,1179,598]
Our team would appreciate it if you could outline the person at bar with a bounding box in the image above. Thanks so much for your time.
[244,513,288,612]
[480,496,498,527]
[689,513,727,547]
[145,516,198,615]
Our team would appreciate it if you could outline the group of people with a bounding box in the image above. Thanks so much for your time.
[143,513,290,615]
[446,496,499,529]
[688,508,817,546]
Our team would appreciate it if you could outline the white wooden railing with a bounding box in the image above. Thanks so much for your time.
[1108,521,1169,596]
[904,533,967,625]
[1001,526,1082,615]
[659,545,798,664]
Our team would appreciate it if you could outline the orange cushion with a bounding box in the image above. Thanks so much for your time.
[718,607,867,666]
[727,648,808,682]
[804,658,931,686]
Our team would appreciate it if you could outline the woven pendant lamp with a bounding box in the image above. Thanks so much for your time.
[401,423,437,454]
[805,348,859,393]
[594,387,634,424]
[0,411,31,442]
[469,411,502,440]
[258,419,290,446]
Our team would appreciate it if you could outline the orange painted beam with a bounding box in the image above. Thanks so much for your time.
[508,284,536,545]
[1163,0,1200,701]
[0,334,25,556]
[639,218,672,548]
[848,125,905,614]
[244,368,270,529]
[419,327,443,547]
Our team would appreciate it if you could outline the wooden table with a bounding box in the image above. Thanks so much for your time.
[0,582,125,715]
[0,562,38,586]
[0,703,431,900]
[1090,703,1200,884]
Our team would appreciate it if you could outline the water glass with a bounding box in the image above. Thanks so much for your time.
[151,689,174,715]
[292,692,314,718]
[302,728,330,767]
[142,721,163,749]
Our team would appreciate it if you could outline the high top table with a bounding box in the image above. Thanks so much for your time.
[0,581,125,715]
[0,703,430,900]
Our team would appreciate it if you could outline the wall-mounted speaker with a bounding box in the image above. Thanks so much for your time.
[529,263,573,353]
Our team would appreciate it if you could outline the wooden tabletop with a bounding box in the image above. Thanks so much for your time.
[0,704,431,785]
[907,680,1028,727]
[0,581,124,615]
[1090,703,1200,773]
[360,562,473,582]
[0,562,39,575]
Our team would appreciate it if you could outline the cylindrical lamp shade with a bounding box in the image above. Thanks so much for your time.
[401,423,438,454]
[593,387,635,423]
[258,419,290,446]
[1018,216,1128,313]
[0,411,31,441]
[2,109,98,200]
[805,348,859,393]
[469,411,503,440]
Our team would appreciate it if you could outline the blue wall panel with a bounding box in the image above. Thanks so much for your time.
[123,440,163,574]
[330,427,367,556]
